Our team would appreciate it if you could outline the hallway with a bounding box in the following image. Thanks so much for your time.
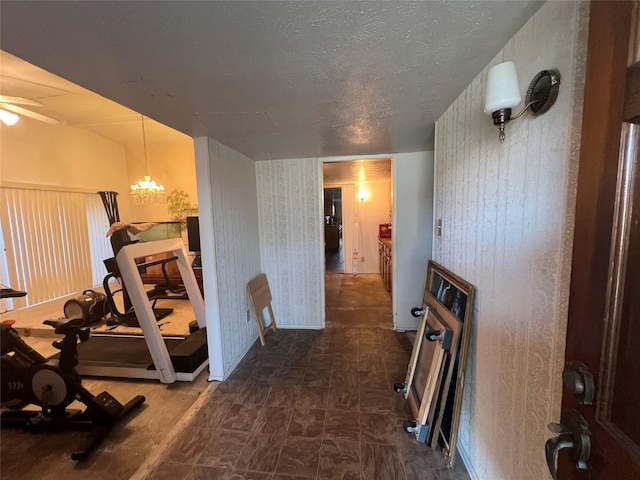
[145,274,470,480]
[325,273,393,329]
[325,245,344,273]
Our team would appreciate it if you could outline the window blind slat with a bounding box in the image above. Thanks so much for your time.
[0,187,106,307]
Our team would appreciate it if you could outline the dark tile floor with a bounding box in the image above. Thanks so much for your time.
[147,275,470,480]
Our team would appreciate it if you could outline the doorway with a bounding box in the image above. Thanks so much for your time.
[322,158,393,330]
[324,187,344,273]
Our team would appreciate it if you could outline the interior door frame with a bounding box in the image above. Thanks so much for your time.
[560,1,639,477]
[320,154,397,328]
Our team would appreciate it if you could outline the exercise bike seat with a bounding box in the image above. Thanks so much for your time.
[43,317,87,335]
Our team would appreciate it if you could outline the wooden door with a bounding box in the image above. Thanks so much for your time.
[553,2,640,479]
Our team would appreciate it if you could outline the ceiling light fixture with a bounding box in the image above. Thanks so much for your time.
[130,115,165,205]
[0,108,19,126]
[484,62,561,143]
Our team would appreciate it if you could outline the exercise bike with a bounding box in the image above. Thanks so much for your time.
[0,289,146,461]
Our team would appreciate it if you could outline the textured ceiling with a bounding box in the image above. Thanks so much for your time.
[323,159,391,185]
[0,1,543,160]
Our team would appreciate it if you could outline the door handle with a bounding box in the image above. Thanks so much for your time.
[545,409,591,480]
[563,361,595,405]
[546,435,575,480]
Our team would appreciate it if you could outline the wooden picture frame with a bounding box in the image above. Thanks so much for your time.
[423,260,476,469]
[406,309,449,422]
[401,303,462,443]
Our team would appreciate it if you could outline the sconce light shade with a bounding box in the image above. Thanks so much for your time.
[484,62,522,114]
[483,61,561,143]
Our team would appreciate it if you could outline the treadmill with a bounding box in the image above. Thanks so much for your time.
[74,239,208,383]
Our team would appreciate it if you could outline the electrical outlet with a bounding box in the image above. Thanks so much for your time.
[361,256,365,262]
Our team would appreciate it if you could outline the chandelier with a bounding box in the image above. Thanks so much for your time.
[130,115,165,205]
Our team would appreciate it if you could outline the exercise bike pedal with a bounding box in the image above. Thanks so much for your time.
[69,393,146,461]
[85,391,125,423]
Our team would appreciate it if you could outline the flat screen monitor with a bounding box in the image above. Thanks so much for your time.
[186,216,200,253]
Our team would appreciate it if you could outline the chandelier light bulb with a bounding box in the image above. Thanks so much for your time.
[0,108,19,126]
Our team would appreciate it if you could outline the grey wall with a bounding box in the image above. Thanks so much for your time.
[393,151,434,330]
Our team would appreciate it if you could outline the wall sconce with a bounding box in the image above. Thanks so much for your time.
[484,61,560,143]
[358,188,368,202]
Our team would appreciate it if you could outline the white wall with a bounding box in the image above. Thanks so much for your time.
[393,151,434,330]
[256,158,325,328]
[195,137,262,379]
[0,117,132,217]
[355,180,391,274]
[433,2,588,478]
[1,117,198,228]
[126,139,197,223]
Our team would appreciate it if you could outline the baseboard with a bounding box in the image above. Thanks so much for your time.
[276,324,324,330]
[457,443,480,480]
[213,335,256,381]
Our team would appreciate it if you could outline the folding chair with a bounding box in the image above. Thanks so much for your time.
[247,274,277,346]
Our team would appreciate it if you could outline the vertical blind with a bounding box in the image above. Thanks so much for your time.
[0,187,111,307]
[86,194,112,287]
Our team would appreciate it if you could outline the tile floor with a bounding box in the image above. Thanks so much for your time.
[145,274,470,480]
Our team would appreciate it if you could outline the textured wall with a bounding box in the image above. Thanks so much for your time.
[433,2,588,479]
[256,158,325,328]
[256,153,434,331]
[202,138,262,374]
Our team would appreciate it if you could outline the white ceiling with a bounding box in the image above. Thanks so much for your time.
[0,51,190,145]
[0,1,543,160]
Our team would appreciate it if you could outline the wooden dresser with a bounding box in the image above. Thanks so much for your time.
[378,238,392,298]
[139,253,204,298]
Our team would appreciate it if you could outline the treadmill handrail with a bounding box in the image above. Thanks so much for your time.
[115,238,206,384]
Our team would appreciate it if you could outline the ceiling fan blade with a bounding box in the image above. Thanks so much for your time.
[1,103,59,124]
[0,95,43,107]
